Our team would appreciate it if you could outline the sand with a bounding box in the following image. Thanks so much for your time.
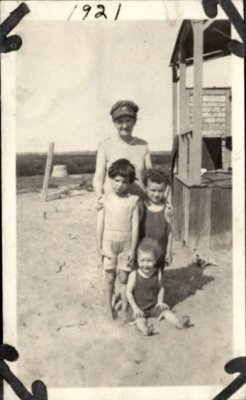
[16,190,232,388]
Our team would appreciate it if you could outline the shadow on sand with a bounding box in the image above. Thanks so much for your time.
[164,264,215,309]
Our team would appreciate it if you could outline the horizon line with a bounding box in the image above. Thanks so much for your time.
[16,150,172,155]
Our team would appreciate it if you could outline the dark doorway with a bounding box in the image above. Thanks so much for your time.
[202,138,222,170]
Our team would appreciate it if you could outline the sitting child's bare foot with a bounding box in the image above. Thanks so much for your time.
[182,315,191,327]
[176,315,191,329]
[146,323,154,336]
[139,321,154,336]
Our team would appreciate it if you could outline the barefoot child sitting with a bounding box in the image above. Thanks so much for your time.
[140,168,174,274]
[126,238,190,336]
[97,159,139,322]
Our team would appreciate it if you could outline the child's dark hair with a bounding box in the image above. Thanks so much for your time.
[143,167,170,187]
[108,159,136,184]
[137,237,162,261]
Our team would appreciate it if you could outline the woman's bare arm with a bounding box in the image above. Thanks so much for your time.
[166,231,173,265]
[93,146,107,197]
[165,205,173,265]
[130,202,139,261]
[145,148,152,169]
[97,207,105,253]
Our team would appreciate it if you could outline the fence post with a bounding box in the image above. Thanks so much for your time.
[41,142,55,202]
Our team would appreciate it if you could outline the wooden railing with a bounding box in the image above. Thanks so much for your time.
[177,130,193,182]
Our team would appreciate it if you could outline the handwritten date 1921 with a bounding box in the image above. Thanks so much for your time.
[68,3,122,21]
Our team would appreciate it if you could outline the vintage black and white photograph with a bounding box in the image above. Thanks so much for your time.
[1,1,245,399]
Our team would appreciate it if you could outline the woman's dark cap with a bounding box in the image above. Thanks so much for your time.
[110,100,139,121]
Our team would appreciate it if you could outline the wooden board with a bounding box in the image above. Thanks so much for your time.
[177,50,189,180]
[183,186,190,246]
[173,177,232,250]
[210,188,232,249]
[188,186,212,249]
[173,177,184,242]
[189,21,203,185]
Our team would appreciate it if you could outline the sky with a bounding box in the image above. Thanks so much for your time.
[16,20,181,153]
[16,20,230,153]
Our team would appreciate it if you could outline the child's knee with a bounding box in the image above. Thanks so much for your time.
[105,270,116,284]
[118,270,128,284]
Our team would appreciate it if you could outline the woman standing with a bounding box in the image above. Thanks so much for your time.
[93,100,152,201]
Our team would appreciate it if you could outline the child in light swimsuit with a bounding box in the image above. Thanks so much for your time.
[127,238,190,336]
[97,159,139,322]
[140,168,173,274]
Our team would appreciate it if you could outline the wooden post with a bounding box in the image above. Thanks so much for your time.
[225,89,231,136]
[222,136,231,171]
[172,65,178,138]
[221,138,227,170]
[223,89,232,170]
[178,50,188,180]
[41,142,55,202]
[187,131,192,177]
[190,20,203,185]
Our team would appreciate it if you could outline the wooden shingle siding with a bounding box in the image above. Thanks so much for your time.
[187,88,231,137]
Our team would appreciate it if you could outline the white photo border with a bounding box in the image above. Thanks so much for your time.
[1,1,245,399]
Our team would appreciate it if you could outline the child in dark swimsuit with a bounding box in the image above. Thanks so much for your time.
[126,238,190,336]
[140,168,173,274]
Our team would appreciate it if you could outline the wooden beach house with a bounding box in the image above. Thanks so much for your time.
[170,20,232,250]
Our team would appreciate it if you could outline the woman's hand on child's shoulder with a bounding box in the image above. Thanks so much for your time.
[165,252,173,266]
[127,250,136,268]
[138,200,144,219]
[155,302,169,311]
[97,247,104,268]
[95,195,104,210]
[165,202,174,217]
[97,248,112,268]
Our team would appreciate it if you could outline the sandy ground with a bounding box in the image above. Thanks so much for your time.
[16,190,233,388]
